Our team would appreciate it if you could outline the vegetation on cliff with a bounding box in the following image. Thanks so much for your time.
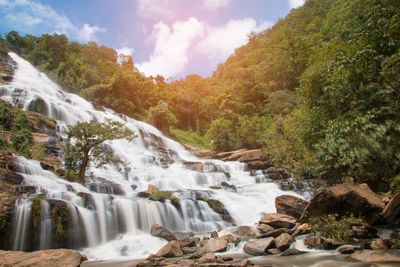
[1,0,399,188]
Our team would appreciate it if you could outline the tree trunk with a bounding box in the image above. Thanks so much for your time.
[78,150,89,182]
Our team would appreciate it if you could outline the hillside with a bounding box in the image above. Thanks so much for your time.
[1,0,399,188]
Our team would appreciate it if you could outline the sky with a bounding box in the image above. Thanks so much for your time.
[0,0,305,79]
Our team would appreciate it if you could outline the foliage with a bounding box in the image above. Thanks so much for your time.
[148,101,178,135]
[311,213,364,242]
[169,126,212,150]
[62,119,136,181]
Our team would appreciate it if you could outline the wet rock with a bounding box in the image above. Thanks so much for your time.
[301,183,385,225]
[369,238,400,250]
[182,247,197,254]
[351,225,379,239]
[197,253,224,264]
[179,237,199,248]
[219,234,241,245]
[232,225,259,238]
[267,248,281,255]
[275,195,308,219]
[304,234,324,249]
[183,161,204,172]
[210,231,218,238]
[348,249,400,263]
[291,223,311,237]
[174,231,194,241]
[259,213,297,229]
[274,233,294,250]
[156,240,183,257]
[338,245,362,254]
[243,237,274,256]
[221,181,237,192]
[281,248,307,256]
[222,256,233,261]
[18,185,36,194]
[277,181,294,191]
[323,238,344,250]
[257,224,274,234]
[190,247,207,259]
[150,224,176,241]
[381,194,400,224]
[258,228,289,238]
[204,238,228,253]
[88,177,124,195]
[0,249,84,267]
[390,230,400,239]
[266,167,288,180]
[239,259,254,266]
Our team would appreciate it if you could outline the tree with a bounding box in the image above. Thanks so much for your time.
[62,119,136,181]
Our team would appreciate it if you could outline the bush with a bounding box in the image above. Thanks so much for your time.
[311,214,364,242]
[169,127,212,150]
[11,129,32,157]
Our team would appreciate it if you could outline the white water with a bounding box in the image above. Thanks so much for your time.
[1,53,304,260]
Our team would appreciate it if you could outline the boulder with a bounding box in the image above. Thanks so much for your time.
[322,238,344,250]
[275,195,308,219]
[381,194,400,224]
[179,237,199,248]
[190,247,207,259]
[259,213,297,229]
[338,245,362,254]
[274,233,294,250]
[182,247,197,254]
[239,259,254,266]
[204,238,228,253]
[304,234,324,249]
[370,238,400,250]
[243,237,274,256]
[222,149,262,162]
[174,231,194,241]
[300,183,385,225]
[291,223,311,237]
[281,248,307,256]
[197,253,224,264]
[219,234,241,245]
[0,249,83,267]
[232,225,259,238]
[150,224,176,241]
[352,225,379,239]
[257,224,274,234]
[258,228,289,238]
[156,240,183,258]
[348,249,400,263]
[147,184,160,194]
[267,248,281,255]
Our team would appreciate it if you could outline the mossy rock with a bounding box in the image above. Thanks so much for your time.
[197,197,234,223]
[49,199,72,248]
[148,191,181,209]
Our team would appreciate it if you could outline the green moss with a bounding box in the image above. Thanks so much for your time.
[51,203,72,242]
[198,197,225,214]
[31,194,45,230]
[148,191,180,208]
[311,213,364,242]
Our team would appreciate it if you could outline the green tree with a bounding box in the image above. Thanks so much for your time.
[62,119,136,181]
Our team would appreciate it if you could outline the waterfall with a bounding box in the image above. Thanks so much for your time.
[1,52,304,260]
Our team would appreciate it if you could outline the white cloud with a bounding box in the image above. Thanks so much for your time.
[1,0,106,43]
[196,18,273,62]
[116,46,135,56]
[202,0,230,10]
[136,18,204,78]
[78,24,106,42]
[137,0,174,18]
[289,0,305,9]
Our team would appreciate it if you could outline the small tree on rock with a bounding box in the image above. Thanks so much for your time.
[62,119,136,181]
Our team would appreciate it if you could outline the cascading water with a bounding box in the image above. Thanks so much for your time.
[1,52,305,260]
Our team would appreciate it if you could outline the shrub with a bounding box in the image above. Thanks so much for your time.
[311,214,364,242]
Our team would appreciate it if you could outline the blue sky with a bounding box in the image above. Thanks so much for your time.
[0,0,305,79]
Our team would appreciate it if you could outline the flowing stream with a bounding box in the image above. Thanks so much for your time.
[1,53,304,260]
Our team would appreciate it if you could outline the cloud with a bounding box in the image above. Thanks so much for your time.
[196,18,273,62]
[1,0,106,42]
[137,17,273,78]
[137,0,174,18]
[78,24,106,42]
[289,0,305,9]
[202,0,230,10]
[136,18,204,78]
[116,46,135,56]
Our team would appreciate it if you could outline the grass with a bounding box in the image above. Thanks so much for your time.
[169,126,212,150]
[149,191,180,208]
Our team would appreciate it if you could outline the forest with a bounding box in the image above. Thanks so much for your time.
[1,0,399,189]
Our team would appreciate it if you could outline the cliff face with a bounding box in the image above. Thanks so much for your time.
[0,45,15,83]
